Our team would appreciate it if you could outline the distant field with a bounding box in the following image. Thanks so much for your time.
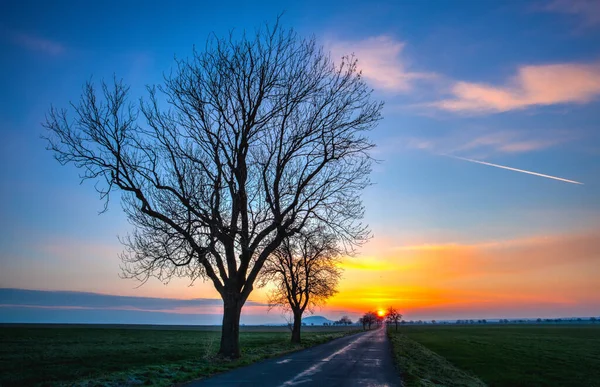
[0,324,359,387]
[389,324,600,387]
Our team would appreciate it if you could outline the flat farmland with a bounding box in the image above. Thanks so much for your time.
[389,324,600,387]
[0,324,359,387]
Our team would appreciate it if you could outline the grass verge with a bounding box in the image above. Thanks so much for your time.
[389,324,600,387]
[0,325,360,387]
[387,329,485,387]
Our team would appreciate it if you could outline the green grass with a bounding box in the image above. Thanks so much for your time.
[387,329,485,387]
[0,324,359,387]
[388,324,600,387]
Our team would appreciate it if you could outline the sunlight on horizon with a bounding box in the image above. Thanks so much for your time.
[1,0,599,325]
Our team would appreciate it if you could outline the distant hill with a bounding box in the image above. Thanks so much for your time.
[302,315,334,325]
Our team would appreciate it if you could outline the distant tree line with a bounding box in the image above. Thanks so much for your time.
[357,311,381,330]
[334,316,353,326]
[355,307,405,331]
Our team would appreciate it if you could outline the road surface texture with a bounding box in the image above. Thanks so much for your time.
[185,327,400,386]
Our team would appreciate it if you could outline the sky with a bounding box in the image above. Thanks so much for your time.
[0,0,599,324]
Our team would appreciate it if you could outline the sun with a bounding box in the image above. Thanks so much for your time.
[377,309,386,317]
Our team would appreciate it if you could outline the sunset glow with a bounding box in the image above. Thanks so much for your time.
[1,0,599,326]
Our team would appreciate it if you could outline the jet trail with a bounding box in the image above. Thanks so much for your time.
[444,154,583,185]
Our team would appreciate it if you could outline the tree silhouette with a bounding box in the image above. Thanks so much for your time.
[43,20,382,358]
[362,311,378,330]
[338,316,353,325]
[258,228,342,343]
[386,307,402,331]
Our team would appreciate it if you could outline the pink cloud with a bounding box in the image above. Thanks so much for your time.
[432,62,600,113]
[327,35,435,92]
[12,32,65,56]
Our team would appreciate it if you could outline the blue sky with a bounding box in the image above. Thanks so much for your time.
[1,0,599,324]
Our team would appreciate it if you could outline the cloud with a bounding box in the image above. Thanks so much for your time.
[401,127,573,159]
[431,62,600,113]
[0,306,226,325]
[455,132,566,154]
[11,32,65,56]
[327,35,435,92]
[397,230,600,279]
[541,0,600,27]
[0,288,267,313]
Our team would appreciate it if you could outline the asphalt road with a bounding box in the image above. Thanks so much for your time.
[184,327,401,387]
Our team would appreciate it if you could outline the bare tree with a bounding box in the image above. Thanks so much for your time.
[43,20,382,358]
[338,316,352,325]
[362,312,377,330]
[259,228,342,343]
[386,307,402,331]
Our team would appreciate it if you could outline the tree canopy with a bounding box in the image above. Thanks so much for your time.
[44,20,383,357]
[259,228,343,342]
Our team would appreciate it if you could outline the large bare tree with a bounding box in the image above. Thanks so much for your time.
[43,21,382,357]
[259,228,343,343]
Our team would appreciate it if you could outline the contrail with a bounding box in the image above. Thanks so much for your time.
[444,154,583,185]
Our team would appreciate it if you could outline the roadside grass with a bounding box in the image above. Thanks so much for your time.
[389,324,600,387]
[0,325,360,387]
[387,329,485,387]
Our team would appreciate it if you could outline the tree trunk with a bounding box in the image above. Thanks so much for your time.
[219,291,243,358]
[395,322,398,331]
[291,309,303,343]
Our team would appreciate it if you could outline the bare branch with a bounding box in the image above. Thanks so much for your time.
[43,20,382,357]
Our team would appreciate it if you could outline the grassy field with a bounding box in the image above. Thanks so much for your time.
[388,324,600,387]
[0,324,359,387]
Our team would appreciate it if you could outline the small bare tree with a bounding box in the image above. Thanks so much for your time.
[362,311,377,330]
[386,307,402,331]
[259,228,343,343]
[339,316,352,325]
[43,20,382,358]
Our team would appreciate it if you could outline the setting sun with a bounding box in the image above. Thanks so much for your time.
[377,310,386,317]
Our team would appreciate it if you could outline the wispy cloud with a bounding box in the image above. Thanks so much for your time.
[0,288,267,312]
[444,154,584,185]
[397,230,600,279]
[0,289,295,324]
[404,128,571,158]
[540,0,600,27]
[327,35,435,92]
[11,32,65,56]
[431,62,600,113]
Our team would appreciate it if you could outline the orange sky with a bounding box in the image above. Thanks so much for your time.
[2,1,600,324]
[316,228,600,320]
[2,227,598,322]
